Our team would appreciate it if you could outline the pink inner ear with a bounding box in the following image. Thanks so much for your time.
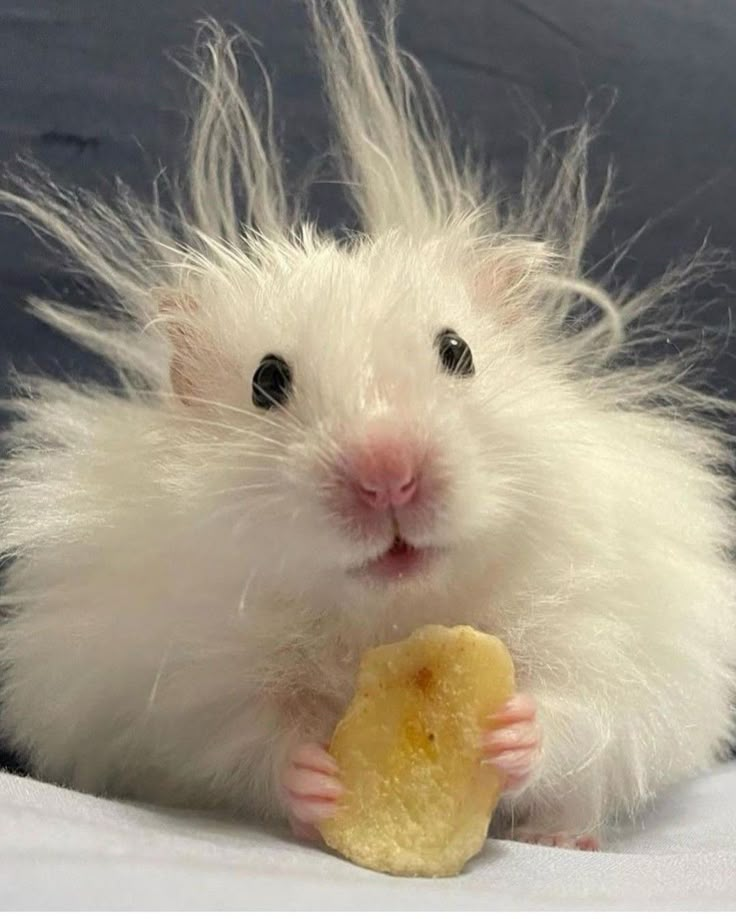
[472,259,517,308]
[158,292,213,405]
[159,291,199,317]
[158,291,242,408]
[169,335,202,405]
[470,242,552,319]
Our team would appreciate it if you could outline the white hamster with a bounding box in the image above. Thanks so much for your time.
[0,0,734,850]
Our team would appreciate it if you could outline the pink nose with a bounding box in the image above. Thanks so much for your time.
[344,437,420,510]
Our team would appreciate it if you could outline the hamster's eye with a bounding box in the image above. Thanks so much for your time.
[435,329,474,377]
[252,354,292,409]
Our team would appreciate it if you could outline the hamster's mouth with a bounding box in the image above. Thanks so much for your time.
[356,536,434,581]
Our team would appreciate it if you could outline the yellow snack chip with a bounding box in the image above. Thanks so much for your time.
[320,624,515,877]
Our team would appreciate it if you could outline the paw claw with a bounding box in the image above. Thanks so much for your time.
[482,723,540,752]
[488,693,536,725]
[286,795,340,825]
[282,742,343,836]
[482,693,541,792]
[282,765,343,800]
[291,741,339,775]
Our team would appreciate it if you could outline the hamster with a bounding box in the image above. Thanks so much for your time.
[0,0,735,851]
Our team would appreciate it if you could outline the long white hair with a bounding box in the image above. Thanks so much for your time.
[0,0,733,833]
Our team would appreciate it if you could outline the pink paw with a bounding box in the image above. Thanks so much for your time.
[281,742,343,841]
[514,829,600,851]
[481,693,542,792]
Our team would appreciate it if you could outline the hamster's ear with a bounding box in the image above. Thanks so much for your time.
[469,240,555,320]
[157,290,218,406]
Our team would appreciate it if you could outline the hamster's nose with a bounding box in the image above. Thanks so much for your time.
[344,437,420,510]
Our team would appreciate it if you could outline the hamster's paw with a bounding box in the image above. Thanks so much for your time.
[481,693,541,792]
[281,741,343,840]
[513,828,600,851]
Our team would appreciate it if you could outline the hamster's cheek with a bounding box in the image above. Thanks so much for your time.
[418,427,493,538]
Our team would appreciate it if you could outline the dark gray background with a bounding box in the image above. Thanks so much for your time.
[1,1,736,770]
[2,1,736,390]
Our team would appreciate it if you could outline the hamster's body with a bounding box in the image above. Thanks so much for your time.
[0,0,734,845]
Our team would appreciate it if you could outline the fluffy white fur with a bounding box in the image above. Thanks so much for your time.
[1,0,735,839]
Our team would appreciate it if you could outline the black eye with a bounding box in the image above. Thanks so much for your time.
[435,329,474,377]
[252,354,292,409]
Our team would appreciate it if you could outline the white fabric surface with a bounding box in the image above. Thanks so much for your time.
[1,764,735,910]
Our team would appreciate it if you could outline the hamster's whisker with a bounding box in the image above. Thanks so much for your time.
[161,413,289,449]
[236,570,257,618]
[130,387,300,434]
[143,640,175,718]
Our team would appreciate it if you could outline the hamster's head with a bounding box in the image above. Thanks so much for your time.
[161,229,566,611]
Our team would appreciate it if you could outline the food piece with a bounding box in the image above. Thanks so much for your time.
[320,624,515,877]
